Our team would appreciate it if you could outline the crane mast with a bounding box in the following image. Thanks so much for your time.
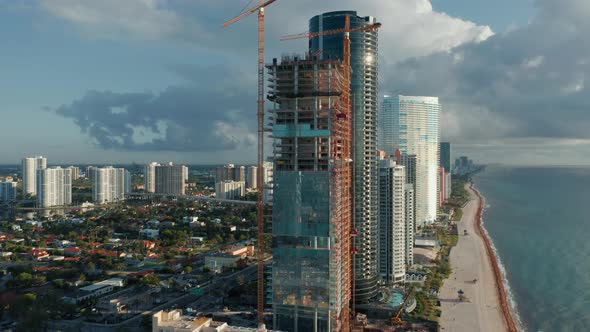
[222,0,276,326]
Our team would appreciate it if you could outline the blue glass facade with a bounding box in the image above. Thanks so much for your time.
[309,11,380,303]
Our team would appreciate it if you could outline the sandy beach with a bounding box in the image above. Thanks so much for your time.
[439,185,508,332]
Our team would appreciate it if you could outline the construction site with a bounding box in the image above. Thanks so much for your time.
[223,2,429,332]
[267,54,352,332]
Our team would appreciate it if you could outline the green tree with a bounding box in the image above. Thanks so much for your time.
[140,274,160,287]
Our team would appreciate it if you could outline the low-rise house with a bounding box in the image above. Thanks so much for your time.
[204,254,240,272]
[54,240,75,248]
[190,237,205,245]
[226,246,255,258]
[63,278,125,304]
[160,221,176,228]
[89,249,124,258]
[64,257,80,262]
[141,229,159,239]
[147,219,161,228]
[29,249,49,261]
[128,270,154,280]
[64,247,82,256]
[406,271,428,283]
[25,220,43,227]
[182,216,199,224]
[143,240,156,250]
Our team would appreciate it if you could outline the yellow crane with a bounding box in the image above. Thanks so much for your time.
[392,288,415,326]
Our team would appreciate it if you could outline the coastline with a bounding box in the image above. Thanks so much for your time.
[438,184,517,332]
[470,183,520,332]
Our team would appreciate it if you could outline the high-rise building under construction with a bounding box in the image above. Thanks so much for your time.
[309,11,379,303]
[267,55,352,332]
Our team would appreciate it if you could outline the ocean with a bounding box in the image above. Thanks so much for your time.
[475,166,590,332]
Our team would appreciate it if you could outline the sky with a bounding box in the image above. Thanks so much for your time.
[1,0,589,166]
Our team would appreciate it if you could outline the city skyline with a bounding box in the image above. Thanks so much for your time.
[3,0,585,166]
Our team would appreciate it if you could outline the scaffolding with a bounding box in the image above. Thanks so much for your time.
[268,54,352,332]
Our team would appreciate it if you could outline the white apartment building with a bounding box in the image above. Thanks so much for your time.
[91,166,130,204]
[22,156,47,195]
[405,184,415,267]
[0,182,17,202]
[381,95,441,225]
[37,167,72,208]
[246,166,258,189]
[215,181,245,200]
[155,162,188,195]
[378,159,406,284]
[66,166,81,180]
[144,162,159,193]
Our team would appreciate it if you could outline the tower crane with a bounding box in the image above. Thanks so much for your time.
[222,0,278,326]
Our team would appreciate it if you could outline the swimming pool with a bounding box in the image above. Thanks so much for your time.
[390,292,404,307]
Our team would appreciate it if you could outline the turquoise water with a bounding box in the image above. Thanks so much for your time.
[391,292,404,307]
[475,166,590,331]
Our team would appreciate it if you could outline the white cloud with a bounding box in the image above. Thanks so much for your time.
[561,76,585,95]
[275,0,494,63]
[39,0,493,64]
[39,0,191,40]
[522,55,544,69]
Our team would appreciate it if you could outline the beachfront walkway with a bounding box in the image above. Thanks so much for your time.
[439,185,507,332]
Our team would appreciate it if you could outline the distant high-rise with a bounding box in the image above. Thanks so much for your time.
[144,162,160,193]
[267,56,352,331]
[215,181,245,200]
[37,167,71,208]
[0,181,17,202]
[234,166,246,183]
[439,167,447,205]
[85,166,97,182]
[440,142,451,173]
[246,166,258,189]
[66,166,81,181]
[310,10,380,303]
[378,159,406,284]
[155,162,187,195]
[22,156,47,196]
[92,166,130,204]
[382,95,441,225]
[216,164,235,183]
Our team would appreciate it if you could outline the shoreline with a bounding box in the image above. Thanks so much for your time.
[470,183,520,332]
[439,184,514,332]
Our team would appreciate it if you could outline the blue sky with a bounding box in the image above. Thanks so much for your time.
[1,0,589,166]
[435,0,533,32]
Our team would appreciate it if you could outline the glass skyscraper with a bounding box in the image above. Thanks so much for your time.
[267,56,352,332]
[309,10,380,303]
[440,142,451,173]
[381,95,441,225]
